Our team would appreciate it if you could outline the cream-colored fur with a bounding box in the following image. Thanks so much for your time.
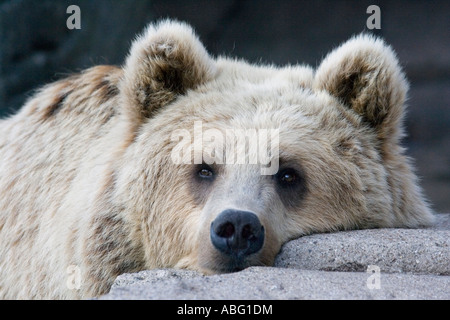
[0,20,433,299]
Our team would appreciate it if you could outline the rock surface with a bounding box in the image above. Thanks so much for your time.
[101,267,449,300]
[99,214,450,300]
[274,214,450,275]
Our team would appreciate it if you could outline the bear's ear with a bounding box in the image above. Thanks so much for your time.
[120,20,216,123]
[313,34,408,144]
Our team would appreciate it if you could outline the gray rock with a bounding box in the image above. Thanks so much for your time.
[101,267,450,300]
[274,214,450,275]
[99,214,450,300]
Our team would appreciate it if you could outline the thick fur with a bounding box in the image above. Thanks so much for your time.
[0,20,433,299]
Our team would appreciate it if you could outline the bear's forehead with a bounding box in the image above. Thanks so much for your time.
[150,58,365,153]
[174,71,355,135]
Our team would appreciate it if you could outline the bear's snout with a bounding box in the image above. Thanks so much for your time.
[210,209,265,263]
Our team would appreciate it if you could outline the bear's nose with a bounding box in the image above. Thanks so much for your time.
[210,210,264,259]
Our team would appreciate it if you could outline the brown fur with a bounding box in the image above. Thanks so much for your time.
[0,20,433,299]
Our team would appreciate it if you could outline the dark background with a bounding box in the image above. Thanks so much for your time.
[0,0,449,212]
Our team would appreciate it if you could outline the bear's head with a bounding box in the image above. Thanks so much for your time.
[115,21,433,273]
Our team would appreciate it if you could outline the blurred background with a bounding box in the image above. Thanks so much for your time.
[0,0,448,212]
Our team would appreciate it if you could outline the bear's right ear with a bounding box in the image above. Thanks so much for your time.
[313,34,408,146]
[120,20,216,124]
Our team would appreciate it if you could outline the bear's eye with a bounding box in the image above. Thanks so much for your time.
[274,166,307,208]
[276,168,299,187]
[198,164,214,179]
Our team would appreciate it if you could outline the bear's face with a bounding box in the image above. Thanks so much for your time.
[134,64,385,272]
[116,21,432,274]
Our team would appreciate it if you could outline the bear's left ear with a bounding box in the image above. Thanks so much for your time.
[120,20,216,124]
[313,34,408,144]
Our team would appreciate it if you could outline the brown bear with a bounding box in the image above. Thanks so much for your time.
[0,20,434,299]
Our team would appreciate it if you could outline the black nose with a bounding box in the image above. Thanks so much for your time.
[210,210,265,259]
